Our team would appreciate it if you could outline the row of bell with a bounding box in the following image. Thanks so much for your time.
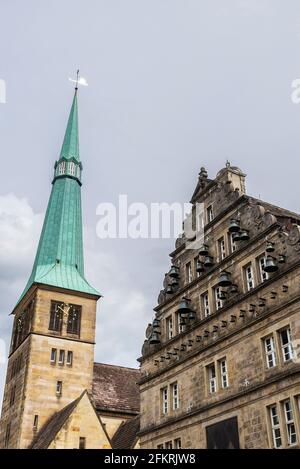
[149,318,161,345]
[263,254,285,273]
[178,298,196,325]
[228,219,250,241]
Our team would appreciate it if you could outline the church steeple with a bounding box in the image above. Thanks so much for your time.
[59,89,80,162]
[17,89,100,306]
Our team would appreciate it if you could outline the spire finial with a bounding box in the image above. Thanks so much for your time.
[75,69,80,92]
[69,71,88,92]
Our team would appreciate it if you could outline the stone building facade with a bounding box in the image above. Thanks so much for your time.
[139,164,300,449]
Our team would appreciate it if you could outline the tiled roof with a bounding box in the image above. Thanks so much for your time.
[111,415,140,449]
[29,394,82,449]
[92,363,140,414]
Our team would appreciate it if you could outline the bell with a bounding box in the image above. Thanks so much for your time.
[199,244,209,256]
[228,219,240,233]
[218,290,227,301]
[266,241,275,253]
[218,271,232,287]
[179,316,187,326]
[178,297,191,316]
[196,260,205,273]
[149,331,160,345]
[263,256,278,273]
[153,319,160,329]
[239,229,250,241]
[171,277,179,287]
[204,255,214,267]
[166,285,173,294]
[188,310,196,321]
[278,254,286,264]
[232,231,241,242]
[230,284,238,294]
[169,265,180,278]
[258,298,266,307]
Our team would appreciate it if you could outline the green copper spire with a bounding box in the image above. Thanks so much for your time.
[18,90,100,305]
[59,90,80,161]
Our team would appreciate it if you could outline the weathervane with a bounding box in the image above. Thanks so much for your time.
[69,70,88,91]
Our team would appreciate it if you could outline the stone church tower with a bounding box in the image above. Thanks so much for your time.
[0,88,103,448]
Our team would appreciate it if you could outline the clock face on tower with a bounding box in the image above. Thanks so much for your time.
[49,301,82,336]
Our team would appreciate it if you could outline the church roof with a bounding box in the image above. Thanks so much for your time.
[111,415,140,449]
[17,90,100,308]
[29,394,82,449]
[92,363,140,414]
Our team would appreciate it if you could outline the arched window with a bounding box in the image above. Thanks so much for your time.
[69,162,76,176]
[58,162,65,175]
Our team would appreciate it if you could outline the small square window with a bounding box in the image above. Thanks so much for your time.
[56,380,62,396]
[50,348,57,364]
[58,349,65,365]
[66,351,73,366]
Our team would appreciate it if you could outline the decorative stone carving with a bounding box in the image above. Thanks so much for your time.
[261,211,277,229]
[157,290,166,305]
[287,224,300,251]
[243,203,265,231]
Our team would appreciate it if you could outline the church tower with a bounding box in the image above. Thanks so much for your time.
[0,87,101,448]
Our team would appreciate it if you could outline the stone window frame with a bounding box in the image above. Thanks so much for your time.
[161,386,168,416]
[261,334,277,370]
[266,396,300,448]
[165,315,173,340]
[206,362,217,395]
[218,357,229,389]
[201,291,211,318]
[217,236,227,262]
[256,253,269,283]
[214,285,223,311]
[228,232,237,254]
[206,204,214,224]
[185,261,193,284]
[171,382,179,411]
[277,326,294,364]
[242,262,255,292]
[50,348,57,364]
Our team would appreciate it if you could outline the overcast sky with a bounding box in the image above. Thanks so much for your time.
[1,0,300,402]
